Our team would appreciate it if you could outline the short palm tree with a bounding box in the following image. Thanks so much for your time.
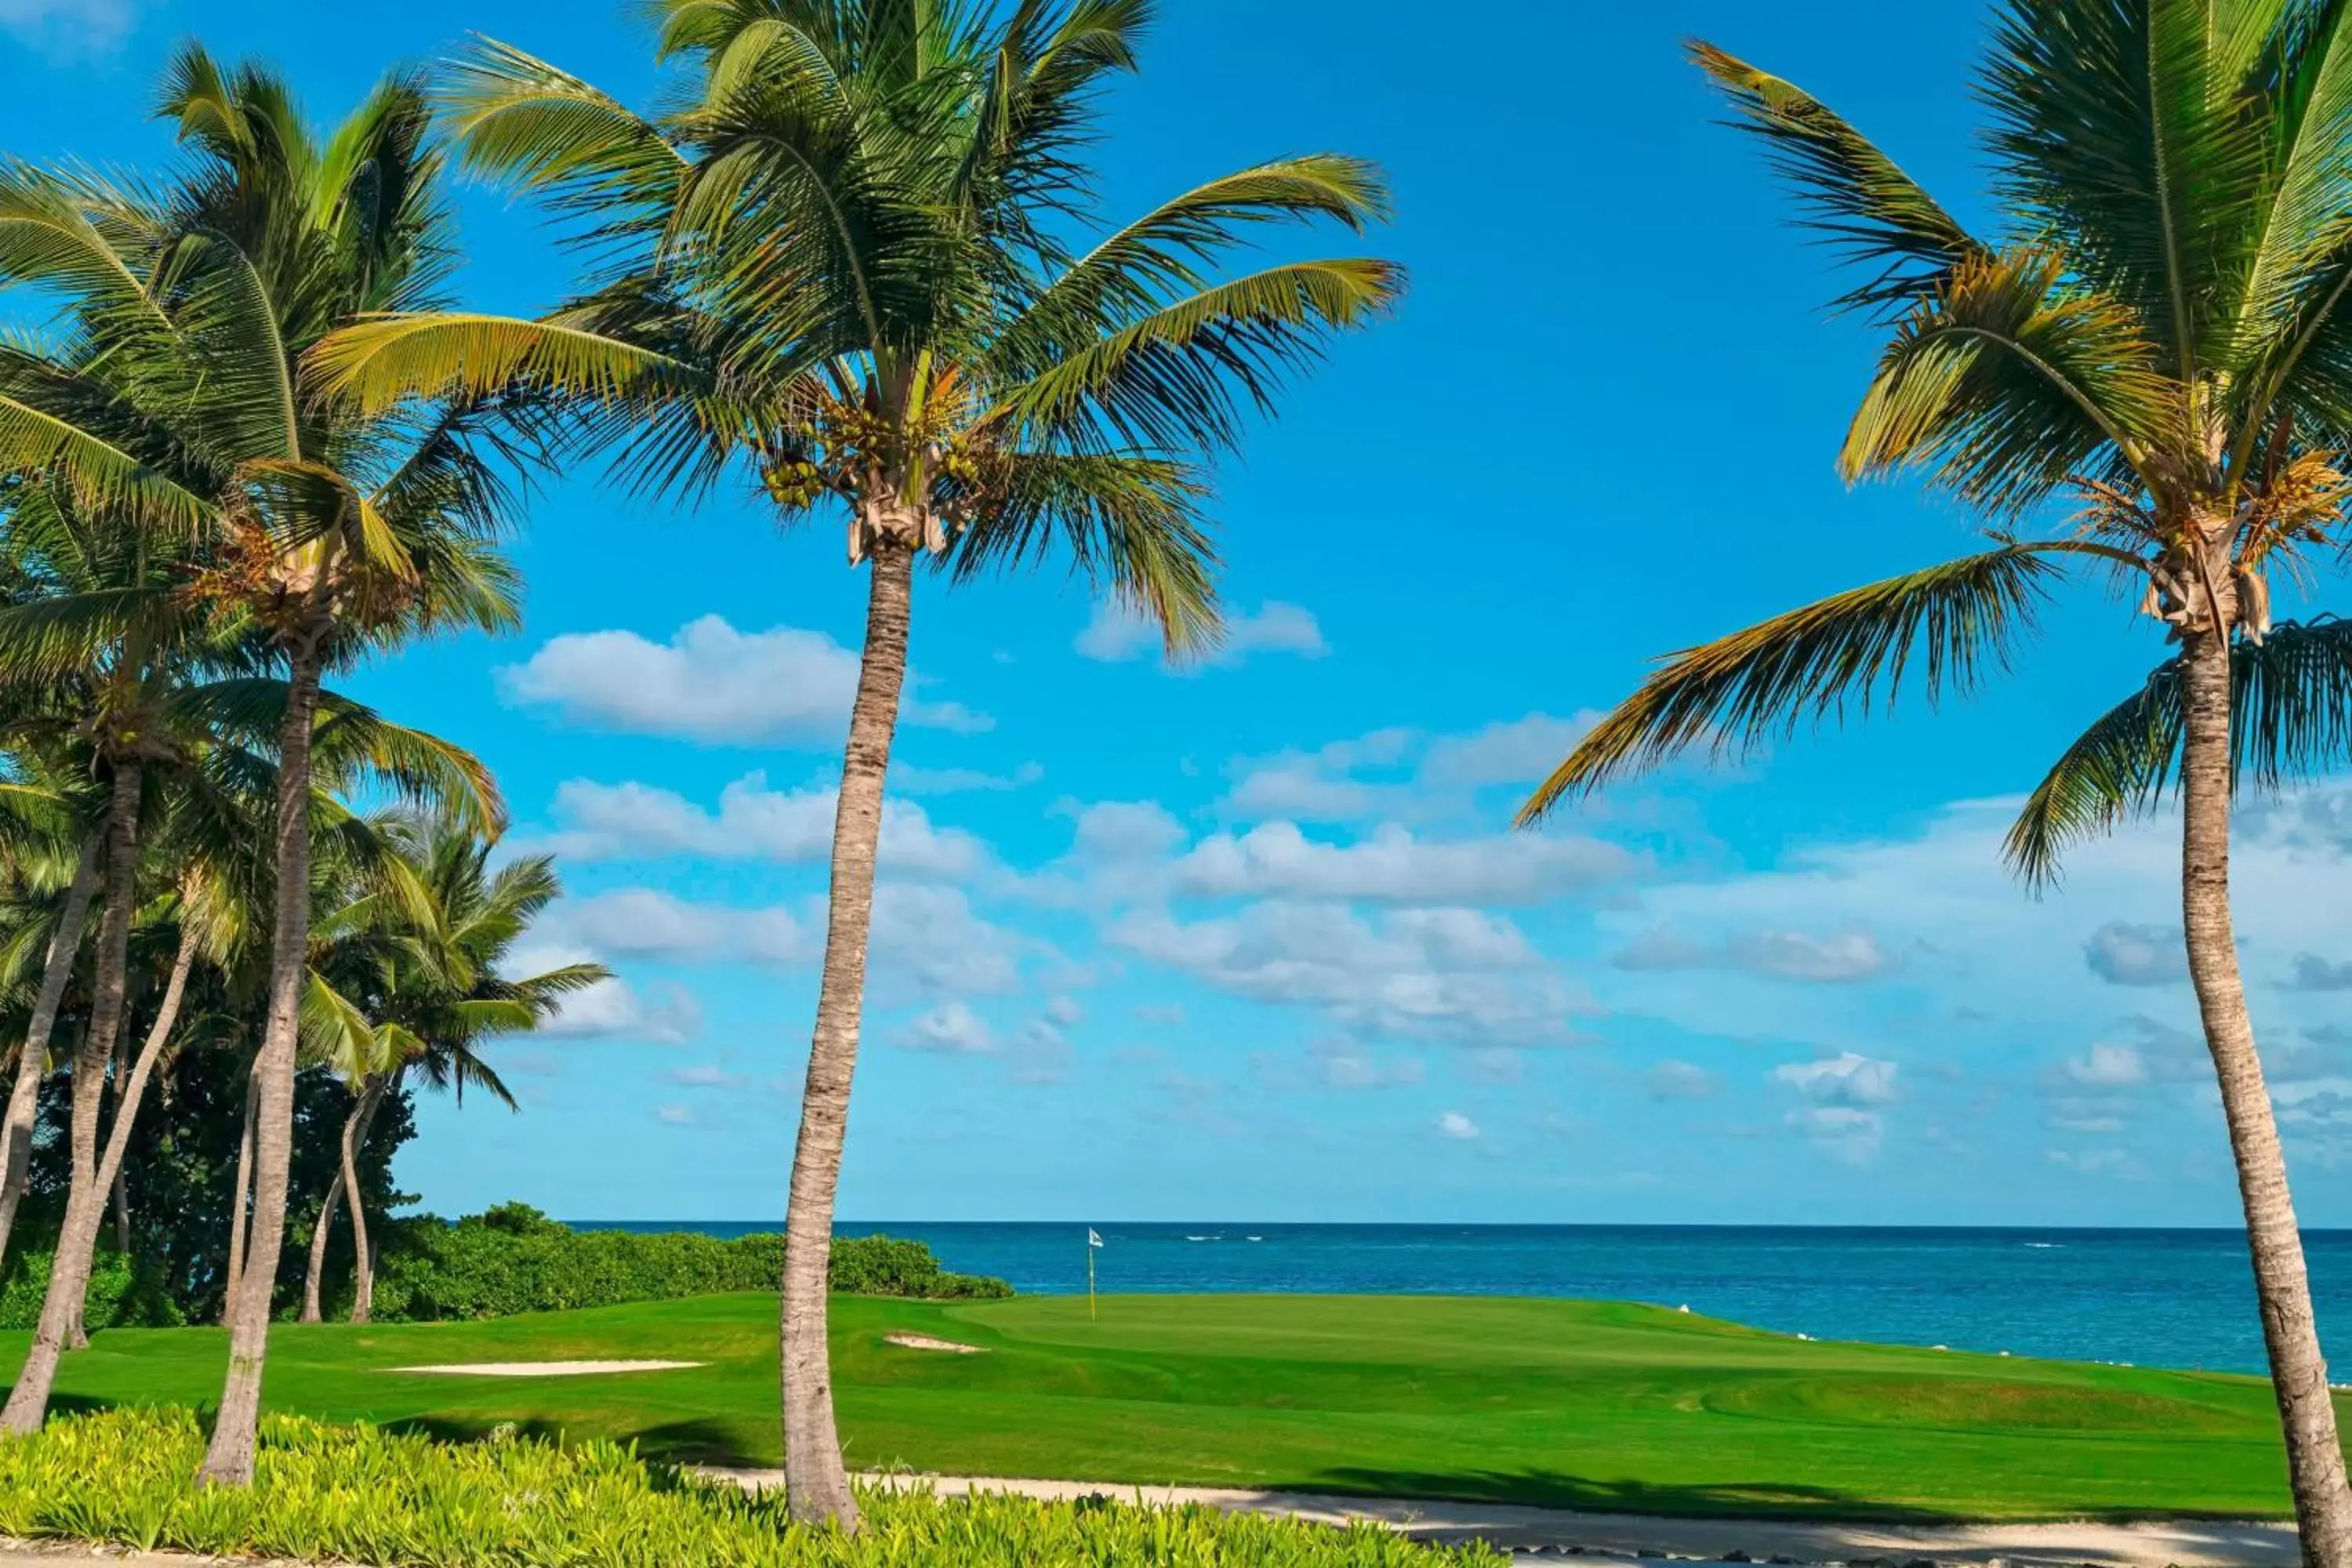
[0,50,531,1479]
[311,0,1400,1523]
[1522,11,2352,1559]
[298,815,602,1324]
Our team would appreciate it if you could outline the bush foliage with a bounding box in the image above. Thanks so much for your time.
[0,1407,1503,1568]
[368,1205,1011,1322]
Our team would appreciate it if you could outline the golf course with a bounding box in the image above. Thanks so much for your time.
[1,1291,2326,1523]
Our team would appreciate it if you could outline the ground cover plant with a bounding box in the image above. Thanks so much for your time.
[2,1291,2329,1522]
[0,1404,1501,1567]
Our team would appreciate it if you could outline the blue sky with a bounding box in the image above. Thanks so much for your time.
[9,0,2351,1227]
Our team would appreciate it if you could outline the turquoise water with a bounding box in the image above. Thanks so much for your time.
[575,1221,2352,1376]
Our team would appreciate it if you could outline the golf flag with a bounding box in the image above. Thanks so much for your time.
[1086,1229,1101,1319]
[1088,1229,1103,1247]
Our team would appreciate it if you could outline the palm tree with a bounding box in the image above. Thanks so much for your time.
[1521,14,2352,1562]
[298,816,602,1323]
[310,0,1399,1523]
[0,52,532,1479]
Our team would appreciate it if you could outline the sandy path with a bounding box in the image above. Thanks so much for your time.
[699,1468,2301,1566]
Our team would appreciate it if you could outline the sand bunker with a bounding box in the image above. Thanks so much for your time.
[884,1334,985,1355]
[386,1359,703,1377]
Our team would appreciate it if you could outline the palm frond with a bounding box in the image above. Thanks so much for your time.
[1520,545,2061,822]
[1689,40,1987,318]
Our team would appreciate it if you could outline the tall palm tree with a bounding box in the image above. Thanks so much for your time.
[0,52,530,1479]
[0,758,99,1271]
[1521,12,2352,1562]
[310,0,1399,1523]
[298,817,602,1323]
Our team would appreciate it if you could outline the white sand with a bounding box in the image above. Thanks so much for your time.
[882,1333,985,1354]
[695,1468,2300,1566]
[383,1359,702,1377]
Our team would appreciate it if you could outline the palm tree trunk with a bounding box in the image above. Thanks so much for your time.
[299,1166,343,1325]
[199,647,322,1487]
[780,541,913,1529]
[222,1051,259,1323]
[0,838,102,1272]
[346,1072,389,1325]
[1,760,143,1435]
[2181,628,2352,1568]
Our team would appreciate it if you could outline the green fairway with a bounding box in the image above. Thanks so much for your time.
[0,1292,2324,1521]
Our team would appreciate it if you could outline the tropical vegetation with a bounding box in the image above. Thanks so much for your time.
[0,1405,1501,1567]
[1521,5,2352,1563]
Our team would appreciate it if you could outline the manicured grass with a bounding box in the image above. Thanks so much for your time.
[0,1292,2323,1521]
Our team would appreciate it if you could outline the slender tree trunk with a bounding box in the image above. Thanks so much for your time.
[299,1167,342,1326]
[0,839,102,1271]
[780,543,913,1528]
[346,1073,389,1325]
[109,1167,129,1255]
[222,1052,259,1323]
[2,761,143,1434]
[200,647,322,1486]
[2181,628,2352,1568]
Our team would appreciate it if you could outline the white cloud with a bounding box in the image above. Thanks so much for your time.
[1043,995,1084,1027]
[868,884,1027,1002]
[499,616,988,742]
[1176,822,1634,906]
[1792,1105,1886,1162]
[1646,1059,1720,1102]
[532,774,989,880]
[1776,1051,1900,1108]
[518,951,701,1045]
[1615,926,1895,984]
[655,1105,695,1126]
[1313,1044,1426,1090]
[1419,713,1601,789]
[1436,1111,1481,1140]
[2083,921,2188,987]
[1076,600,1328,669]
[897,1001,996,1054]
[2065,1041,2149,1087]
[0,0,134,56]
[1109,901,1587,1047]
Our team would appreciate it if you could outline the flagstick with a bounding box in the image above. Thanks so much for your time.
[1087,1238,1097,1321]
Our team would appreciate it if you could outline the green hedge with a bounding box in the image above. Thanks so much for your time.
[0,1407,1504,1568]
[369,1204,1011,1322]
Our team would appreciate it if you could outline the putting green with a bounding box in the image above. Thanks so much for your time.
[0,1292,2324,1520]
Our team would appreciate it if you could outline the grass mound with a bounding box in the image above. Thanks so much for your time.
[0,1406,1503,1567]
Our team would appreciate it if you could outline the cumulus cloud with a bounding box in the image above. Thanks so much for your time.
[531,774,989,880]
[1614,926,1895,984]
[1218,715,1600,823]
[2083,921,2188,987]
[499,616,988,742]
[1436,1111,1481,1140]
[1646,1059,1720,1102]
[2063,1041,2148,1087]
[550,888,816,968]
[1076,601,1328,667]
[1176,822,1633,906]
[896,1001,996,1054]
[531,971,701,1046]
[1776,1051,1900,1108]
[1109,901,1587,1047]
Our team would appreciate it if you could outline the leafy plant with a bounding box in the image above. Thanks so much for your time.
[0,1406,1503,1568]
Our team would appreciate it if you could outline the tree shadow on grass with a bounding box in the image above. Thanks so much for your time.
[1304,1466,1961,1523]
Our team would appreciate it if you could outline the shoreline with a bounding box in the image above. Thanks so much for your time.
[702,1470,2299,1567]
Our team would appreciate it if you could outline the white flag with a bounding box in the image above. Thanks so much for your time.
[1087,1229,1103,1247]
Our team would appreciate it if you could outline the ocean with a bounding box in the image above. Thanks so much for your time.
[570,1221,2352,1376]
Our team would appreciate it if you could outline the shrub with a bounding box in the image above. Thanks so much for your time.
[0,1406,1504,1568]
[0,1247,183,1331]
[368,1207,1010,1322]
